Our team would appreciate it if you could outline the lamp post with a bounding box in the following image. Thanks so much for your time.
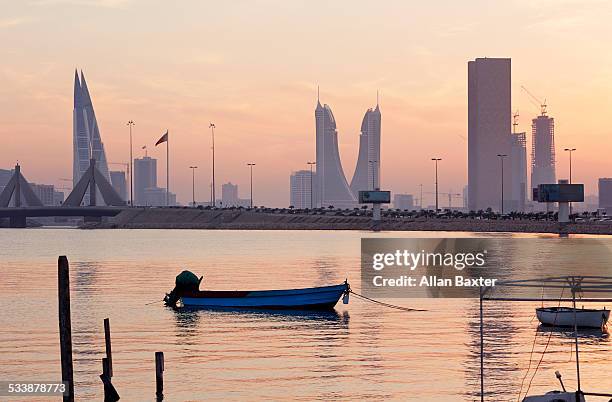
[247,163,255,208]
[209,123,216,207]
[497,154,507,214]
[127,120,135,206]
[564,148,576,215]
[307,161,316,209]
[368,160,378,190]
[189,166,198,207]
[564,148,576,183]
[431,158,442,212]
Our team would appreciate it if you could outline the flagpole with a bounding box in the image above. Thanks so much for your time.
[166,131,169,207]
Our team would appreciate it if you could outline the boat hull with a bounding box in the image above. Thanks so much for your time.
[536,307,610,328]
[178,283,349,311]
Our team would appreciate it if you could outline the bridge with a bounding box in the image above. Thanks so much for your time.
[0,160,126,228]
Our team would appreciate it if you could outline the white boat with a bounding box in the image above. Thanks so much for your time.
[523,391,585,402]
[536,306,610,329]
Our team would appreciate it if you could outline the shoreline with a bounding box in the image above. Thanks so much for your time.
[84,207,612,235]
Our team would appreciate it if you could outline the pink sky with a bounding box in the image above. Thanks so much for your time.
[1,0,611,206]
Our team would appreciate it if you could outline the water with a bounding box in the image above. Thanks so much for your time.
[0,229,610,401]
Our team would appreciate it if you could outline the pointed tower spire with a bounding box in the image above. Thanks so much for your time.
[316,85,322,109]
[375,89,380,111]
[73,69,81,108]
[80,70,92,106]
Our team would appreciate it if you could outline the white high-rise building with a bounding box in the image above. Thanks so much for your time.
[72,70,111,204]
[315,97,356,209]
[290,170,314,209]
[531,114,556,195]
[350,103,381,198]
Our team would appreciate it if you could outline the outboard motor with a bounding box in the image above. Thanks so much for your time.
[164,270,203,308]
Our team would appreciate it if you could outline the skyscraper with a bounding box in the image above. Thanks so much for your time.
[350,103,382,198]
[134,156,157,205]
[468,58,512,212]
[315,98,356,209]
[290,170,314,209]
[510,131,527,211]
[73,70,111,199]
[530,114,556,196]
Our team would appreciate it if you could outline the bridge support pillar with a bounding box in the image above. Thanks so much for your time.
[83,215,102,225]
[9,215,26,228]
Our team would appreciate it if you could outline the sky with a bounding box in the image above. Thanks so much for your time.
[1,0,612,207]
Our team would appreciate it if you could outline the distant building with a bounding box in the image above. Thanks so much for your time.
[315,98,356,208]
[599,178,612,214]
[110,171,127,201]
[54,190,64,206]
[290,170,314,209]
[30,183,55,206]
[0,168,12,193]
[510,132,527,211]
[531,114,556,197]
[143,187,176,207]
[468,57,512,212]
[134,156,157,206]
[350,103,382,198]
[462,185,469,211]
[393,194,414,210]
[221,182,238,207]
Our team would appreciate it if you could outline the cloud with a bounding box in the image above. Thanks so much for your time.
[0,17,32,28]
[30,0,131,8]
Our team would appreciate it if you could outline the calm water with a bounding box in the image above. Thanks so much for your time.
[0,229,610,401]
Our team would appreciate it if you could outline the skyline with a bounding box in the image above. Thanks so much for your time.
[2,1,612,206]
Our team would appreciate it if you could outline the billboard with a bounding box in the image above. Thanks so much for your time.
[536,184,584,203]
[358,190,391,204]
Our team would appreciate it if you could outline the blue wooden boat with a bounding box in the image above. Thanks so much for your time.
[164,271,350,310]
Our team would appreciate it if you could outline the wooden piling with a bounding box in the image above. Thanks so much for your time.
[58,256,75,402]
[155,351,164,401]
[100,357,120,402]
[104,318,113,377]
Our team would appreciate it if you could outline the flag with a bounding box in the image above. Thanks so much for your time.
[142,145,146,150]
[155,130,168,146]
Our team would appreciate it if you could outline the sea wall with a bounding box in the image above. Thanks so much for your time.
[85,208,612,235]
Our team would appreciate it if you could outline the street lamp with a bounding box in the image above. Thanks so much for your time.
[247,163,255,208]
[127,120,135,206]
[307,161,316,209]
[189,166,198,207]
[431,158,442,212]
[564,148,576,215]
[564,148,576,183]
[368,160,378,190]
[209,123,216,207]
[497,154,507,214]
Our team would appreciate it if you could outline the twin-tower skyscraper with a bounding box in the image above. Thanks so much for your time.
[314,94,381,208]
[72,70,111,193]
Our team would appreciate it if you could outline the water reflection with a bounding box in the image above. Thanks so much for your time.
[536,325,610,343]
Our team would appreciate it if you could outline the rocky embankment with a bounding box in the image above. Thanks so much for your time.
[85,208,612,235]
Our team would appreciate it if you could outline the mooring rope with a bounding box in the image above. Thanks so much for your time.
[519,286,566,400]
[349,290,427,312]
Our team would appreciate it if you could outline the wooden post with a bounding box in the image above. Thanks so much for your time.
[155,352,164,401]
[100,357,120,402]
[58,256,75,402]
[104,318,113,377]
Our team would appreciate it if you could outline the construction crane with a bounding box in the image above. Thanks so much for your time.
[512,110,519,134]
[109,162,129,175]
[426,191,462,209]
[521,86,547,116]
